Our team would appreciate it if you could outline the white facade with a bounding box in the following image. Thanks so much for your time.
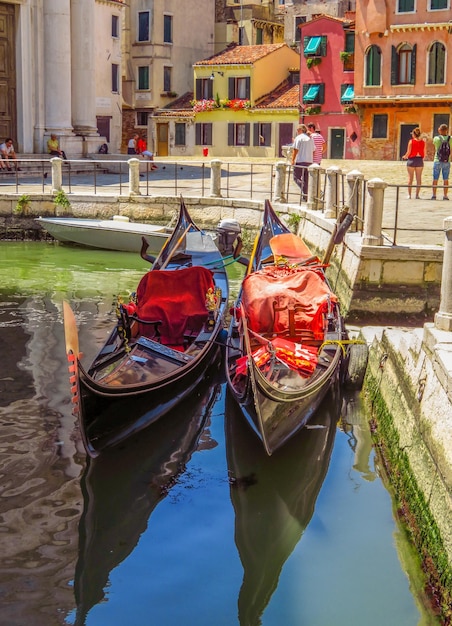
[2,0,124,156]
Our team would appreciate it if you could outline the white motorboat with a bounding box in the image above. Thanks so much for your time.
[36,215,172,254]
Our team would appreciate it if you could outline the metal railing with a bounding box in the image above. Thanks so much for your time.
[1,157,448,246]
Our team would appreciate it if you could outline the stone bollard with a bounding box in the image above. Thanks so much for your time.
[210,159,222,198]
[346,169,364,232]
[50,157,63,193]
[434,217,452,331]
[128,158,141,195]
[307,163,322,210]
[324,165,342,219]
[273,161,287,203]
[362,178,386,246]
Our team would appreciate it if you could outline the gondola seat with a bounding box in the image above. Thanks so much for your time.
[136,266,214,345]
[242,266,336,341]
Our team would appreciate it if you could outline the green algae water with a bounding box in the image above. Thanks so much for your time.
[0,242,439,626]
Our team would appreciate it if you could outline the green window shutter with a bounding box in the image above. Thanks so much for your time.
[253,123,259,146]
[228,77,234,99]
[244,123,250,146]
[195,124,201,145]
[391,46,398,85]
[245,77,251,100]
[410,44,416,85]
[196,79,202,100]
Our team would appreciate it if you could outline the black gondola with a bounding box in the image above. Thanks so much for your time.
[225,199,366,455]
[64,199,229,457]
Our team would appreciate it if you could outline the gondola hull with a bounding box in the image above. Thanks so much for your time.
[226,200,348,455]
[64,199,229,457]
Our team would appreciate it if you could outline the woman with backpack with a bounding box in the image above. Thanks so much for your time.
[431,123,452,201]
[402,127,426,199]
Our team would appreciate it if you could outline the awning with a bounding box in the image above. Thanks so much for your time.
[303,85,320,103]
[304,36,322,55]
[341,85,355,103]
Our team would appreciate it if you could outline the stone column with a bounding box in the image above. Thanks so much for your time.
[210,160,222,197]
[71,0,100,154]
[273,161,287,203]
[129,158,141,195]
[43,0,73,135]
[324,166,342,219]
[362,178,386,246]
[435,217,452,331]
[307,164,322,211]
[346,169,364,233]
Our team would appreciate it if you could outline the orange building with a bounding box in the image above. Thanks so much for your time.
[354,0,452,160]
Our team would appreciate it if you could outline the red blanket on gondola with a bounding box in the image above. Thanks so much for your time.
[136,266,214,344]
[242,266,336,339]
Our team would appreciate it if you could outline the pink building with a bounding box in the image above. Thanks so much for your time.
[299,14,360,159]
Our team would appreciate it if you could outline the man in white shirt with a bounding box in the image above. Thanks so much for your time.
[0,138,20,171]
[291,124,315,198]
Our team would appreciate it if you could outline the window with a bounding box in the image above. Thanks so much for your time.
[253,123,271,147]
[137,112,148,126]
[228,123,250,146]
[112,15,119,38]
[391,44,416,85]
[365,45,382,86]
[256,28,263,45]
[294,16,306,43]
[341,84,354,103]
[428,42,446,84]
[302,83,324,104]
[138,11,150,42]
[195,123,212,146]
[372,114,388,138]
[195,78,213,101]
[397,0,415,11]
[112,64,119,93]
[138,66,149,90]
[303,35,327,57]
[228,77,250,100]
[429,0,448,8]
[164,15,173,43]
[239,26,245,45]
[345,32,355,53]
[163,66,171,92]
[175,123,186,146]
[433,113,450,133]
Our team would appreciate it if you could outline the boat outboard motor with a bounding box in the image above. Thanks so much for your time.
[216,218,242,259]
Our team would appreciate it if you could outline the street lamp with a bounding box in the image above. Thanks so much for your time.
[209,71,224,80]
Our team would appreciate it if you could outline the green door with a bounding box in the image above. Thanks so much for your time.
[330,129,345,159]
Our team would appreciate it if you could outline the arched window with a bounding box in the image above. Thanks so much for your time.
[428,42,446,84]
[365,45,382,86]
[391,44,416,85]
[398,44,413,84]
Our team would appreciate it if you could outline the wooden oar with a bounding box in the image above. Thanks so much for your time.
[63,300,80,357]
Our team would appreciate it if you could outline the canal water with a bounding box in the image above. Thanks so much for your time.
[0,242,438,626]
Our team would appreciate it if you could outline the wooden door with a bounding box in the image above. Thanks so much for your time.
[157,123,168,157]
[399,124,418,159]
[0,4,16,142]
[278,123,294,157]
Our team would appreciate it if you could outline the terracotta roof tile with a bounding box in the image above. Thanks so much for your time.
[255,82,300,109]
[194,43,287,67]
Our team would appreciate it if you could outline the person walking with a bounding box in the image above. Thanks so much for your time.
[307,123,326,164]
[431,123,452,200]
[401,127,425,199]
[291,124,315,198]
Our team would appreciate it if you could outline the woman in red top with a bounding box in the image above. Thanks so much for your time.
[402,127,426,199]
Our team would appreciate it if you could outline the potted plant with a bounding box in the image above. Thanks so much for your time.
[340,51,351,62]
[306,57,322,69]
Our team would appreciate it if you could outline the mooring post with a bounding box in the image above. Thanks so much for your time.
[324,165,342,219]
[128,158,141,195]
[346,169,364,232]
[50,157,63,193]
[434,217,452,331]
[209,159,222,197]
[307,163,322,210]
[362,178,386,246]
[273,161,287,203]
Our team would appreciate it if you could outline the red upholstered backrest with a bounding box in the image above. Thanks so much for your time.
[136,266,214,344]
[242,266,336,339]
